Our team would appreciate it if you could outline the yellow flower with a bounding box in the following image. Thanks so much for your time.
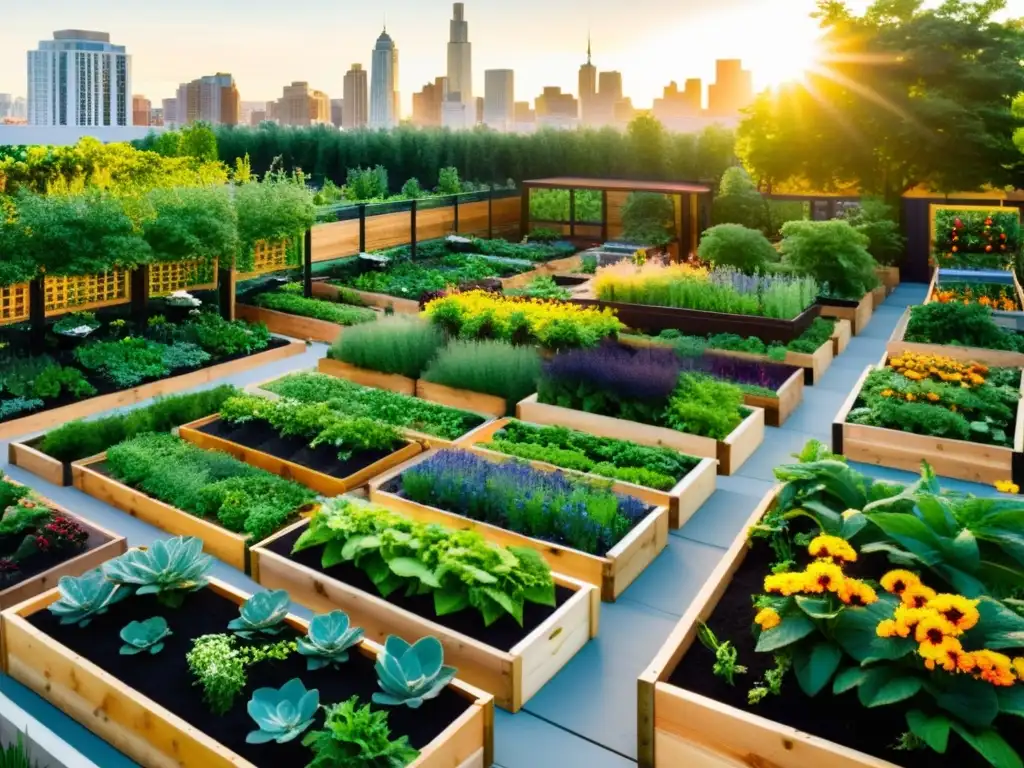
[918,635,963,667]
[754,607,781,631]
[902,583,938,610]
[838,578,878,606]
[973,650,1016,687]
[876,619,900,638]
[880,570,920,596]
[764,572,806,597]
[807,535,858,565]
[996,480,1020,495]
[905,393,916,402]
[903,370,924,381]
[926,392,941,402]
[921,637,975,673]
[893,606,932,638]
[915,612,957,646]
[803,561,844,595]
[881,389,894,398]
[928,594,980,634]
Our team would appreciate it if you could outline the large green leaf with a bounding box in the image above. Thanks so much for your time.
[997,686,1024,719]
[792,642,843,697]
[973,596,1024,650]
[857,669,922,708]
[840,512,868,541]
[916,496,959,537]
[950,724,1023,768]
[950,529,981,573]
[932,675,1000,729]
[795,595,843,620]
[833,595,915,663]
[523,580,556,607]
[321,540,346,569]
[755,614,816,652]
[340,534,381,561]
[434,587,470,616]
[867,513,945,565]
[388,557,441,588]
[906,709,951,754]
[832,665,869,695]
[483,587,524,625]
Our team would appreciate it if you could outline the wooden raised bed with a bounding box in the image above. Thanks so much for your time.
[832,364,1024,486]
[1,578,493,768]
[369,450,670,602]
[8,437,67,486]
[318,356,417,395]
[819,294,873,336]
[570,298,821,344]
[252,518,599,712]
[636,488,896,768]
[178,414,423,496]
[0,339,305,442]
[870,285,887,310]
[923,267,1024,312]
[236,302,346,344]
[516,394,764,476]
[458,418,717,528]
[311,281,421,315]
[72,455,255,573]
[499,254,584,290]
[415,380,508,419]
[875,265,900,294]
[885,309,1024,367]
[831,319,852,357]
[740,368,804,428]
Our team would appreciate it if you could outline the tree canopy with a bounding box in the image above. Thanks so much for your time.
[737,0,1024,200]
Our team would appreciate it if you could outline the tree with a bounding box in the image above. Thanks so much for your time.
[178,123,219,163]
[842,196,905,266]
[737,0,1024,203]
[712,167,769,231]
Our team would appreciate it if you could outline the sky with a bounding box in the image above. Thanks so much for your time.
[0,0,1013,114]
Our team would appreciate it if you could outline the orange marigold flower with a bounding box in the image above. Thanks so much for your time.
[927,594,980,634]
[807,535,857,565]
[926,392,941,402]
[902,583,938,610]
[764,573,806,597]
[973,650,1016,687]
[880,570,920,596]
[877,619,900,638]
[915,613,957,646]
[905,393,917,402]
[754,608,781,631]
[893,606,932,638]
[803,561,844,595]
[838,578,878,606]
[903,370,924,381]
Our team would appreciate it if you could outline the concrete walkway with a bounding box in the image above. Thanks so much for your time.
[0,283,1005,767]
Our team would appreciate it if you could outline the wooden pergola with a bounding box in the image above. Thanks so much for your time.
[520,177,713,254]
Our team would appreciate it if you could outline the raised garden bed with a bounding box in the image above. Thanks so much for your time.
[2,576,493,768]
[253,515,599,712]
[517,394,764,476]
[875,265,899,294]
[832,363,1024,485]
[886,309,1024,367]
[7,437,66,487]
[318,355,417,395]
[818,294,873,336]
[369,449,670,601]
[832,319,852,357]
[871,285,887,310]
[312,280,423,315]
[179,413,422,497]
[414,380,508,419]
[499,254,585,290]
[458,418,717,528]
[237,303,348,344]
[740,367,804,428]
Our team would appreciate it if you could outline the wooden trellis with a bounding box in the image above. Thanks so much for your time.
[43,271,131,317]
[237,239,290,280]
[0,283,30,326]
[148,259,218,297]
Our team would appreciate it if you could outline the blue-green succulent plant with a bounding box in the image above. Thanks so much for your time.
[48,570,128,627]
[102,537,213,608]
[120,616,172,655]
[372,636,457,709]
[246,678,319,744]
[228,589,290,639]
[296,610,364,670]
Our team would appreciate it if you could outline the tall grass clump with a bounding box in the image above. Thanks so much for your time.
[421,340,541,412]
[329,316,444,378]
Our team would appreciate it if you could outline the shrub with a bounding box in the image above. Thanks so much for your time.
[233,176,315,272]
[251,291,377,326]
[620,192,675,246]
[697,224,778,274]
[779,219,878,299]
[711,167,768,231]
[436,167,462,196]
[142,186,238,267]
[329,316,444,378]
[663,373,746,439]
[187,313,271,356]
[421,340,541,411]
[903,302,1024,352]
[400,177,424,199]
[842,197,904,267]
[345,166,389,201]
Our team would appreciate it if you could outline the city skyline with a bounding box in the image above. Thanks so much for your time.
[0,0,854,114]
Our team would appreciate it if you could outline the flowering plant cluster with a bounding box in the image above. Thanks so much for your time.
[933,209,1019,270]
[888,351,988,387]
[396,449,651,556]
[422,290,623,350]
[931,282,1020,312]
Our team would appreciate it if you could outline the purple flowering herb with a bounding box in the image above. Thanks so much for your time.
[541,341,683,402]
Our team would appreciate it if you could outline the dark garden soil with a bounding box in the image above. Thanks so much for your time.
[0,523,108,595]
[817,295,863,308]
[198,418,398,480]
[0,337,290,427]
[268,525,576,650]
[668,538,1019,768]
[28,587,472,766]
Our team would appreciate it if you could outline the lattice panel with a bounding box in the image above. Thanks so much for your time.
[44,271,130,317]
[0,283,29,326]
[238,239,290,279]
[148,259,218,297]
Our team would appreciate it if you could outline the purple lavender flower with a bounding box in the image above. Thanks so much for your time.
[542,342,683,402]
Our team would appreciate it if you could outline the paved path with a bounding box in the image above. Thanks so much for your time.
[0,283,1005,767]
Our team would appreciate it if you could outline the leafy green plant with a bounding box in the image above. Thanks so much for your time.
[436,166,462,196]
[142,186,238,266]
[187,633,298,715]
[664,373,747,440]
[120,616,172,655]
[297,610,365,670]
[698,224,778,274]
[29,365,96,400]
[620,192,675,246]
[228,590,290,639]
[697,622,747,685]
[187,313,271,356]
[372,636,457,709]
[0,732,35,768]
[0,398,44,420]
[329,316,444,378]
[246,678,319,744]
[251,291,378,326]
[421,340,540,412]
[904,303,1024,352]
[712,167,769,231]
[302,696,420,768]
[48,570,128,627]
[780,219,879,299]
[102,536,213,608]
[346,166,389,200]
[843,197,904,267]
[75,337,170,387]
[506,275,572,300]
[234,175,315,272]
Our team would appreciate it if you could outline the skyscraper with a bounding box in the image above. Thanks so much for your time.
[270,82,330,126]
[343,64,368,129]
[370,30,398,129]
[578,36,596,123]
[446,3,472,105]
[708,59,753,116]
[12,97,27,120]
[483,69,514,132]
[175,73,240,126]
[0,94,12,120]
[330,98,344,127]
[162,97,177,126]
[412,77,447,127]
[27,30,131,126]
[132,94,151,126]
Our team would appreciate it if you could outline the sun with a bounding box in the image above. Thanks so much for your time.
[755,36,823,89]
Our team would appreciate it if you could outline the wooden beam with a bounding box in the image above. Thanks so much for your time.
[302,228,313,298]
[410,200,418,259]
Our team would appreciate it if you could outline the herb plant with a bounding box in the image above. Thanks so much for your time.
[505,275,573,300]
[420,340,540,411]
[903,303,1024,352]
[187,634,297,715]
[252,291,378,326]
[302,696,420,768]
[329,316,444,378]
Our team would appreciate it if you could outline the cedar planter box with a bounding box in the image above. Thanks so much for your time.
[8,436,68,486]
[831,319,852,357]
[832,364,1024,486]
[72,455,257,573]
[0,340,305,442]
[875,265,900,294]
[516,394,765,476]
[818,294,873,336]
[870,285,887,311]
[1,578,493,768]
[369,450,671,602]
[252,518,599,712]
[318,356,417,395]
[570,299,821,344]
[458,418,717,528]
[636,488,897,768]
[499,254,586,290]
[311,281,421,315]
[237,302,346,344]
[415,380,508,418]
[885,309,1024,368]
[740,368,805,428]
[178,414,423,496]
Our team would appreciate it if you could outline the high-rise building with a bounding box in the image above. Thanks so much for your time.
[598,71,623,104]
[270,82,330,126]
[28,30,131,126]
[149,107,164,126]
[578,36,597,124]
[475,97,483,125]
[0,94,12,120]
[441,100,469,130]
[370,31,398,129]
[12,97,27,120]
[250,110,268,126]
[343,64,369,129]
[483,69,514,132]
[132,94,150,126]
[162,97,177,126]
[535,86,578,128]
[653,79,702,124]
[330,98,344,127]
[175,73,240,126]
[240,101,267,127]
[412,77,446,127]
[446,3,472,105]
[707,59,753,116]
